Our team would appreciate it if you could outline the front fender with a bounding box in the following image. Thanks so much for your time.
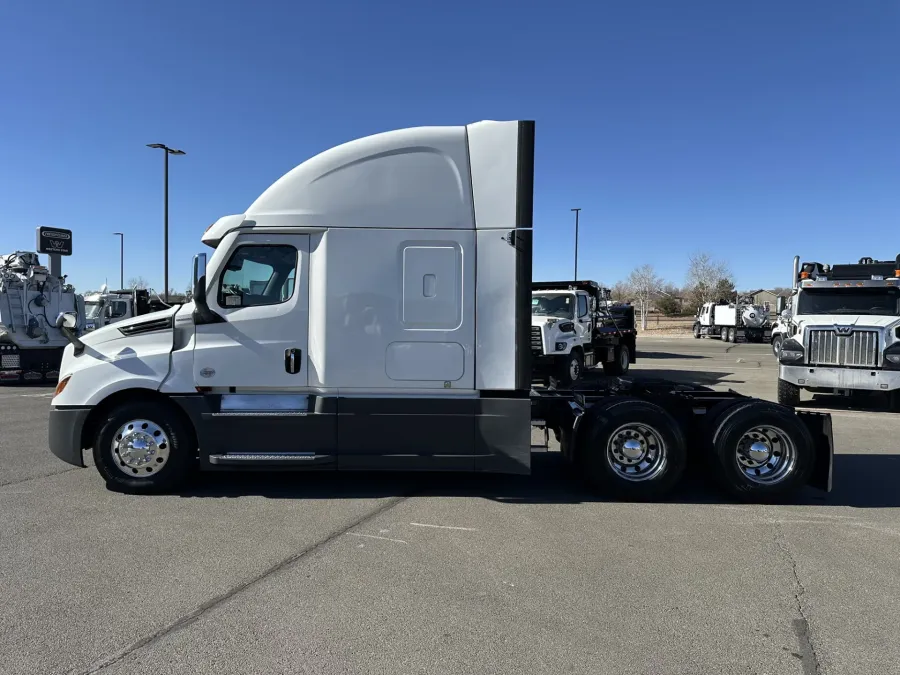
[53,331,174,407]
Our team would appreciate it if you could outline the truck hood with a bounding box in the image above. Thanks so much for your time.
[531,316,571,328]
[795,314,900,330]
[78,305,180,347]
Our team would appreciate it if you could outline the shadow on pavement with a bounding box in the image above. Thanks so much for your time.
[637,351,708,360]
[624,368,751,388]
[799,393,898,414]
[172,451,900,509]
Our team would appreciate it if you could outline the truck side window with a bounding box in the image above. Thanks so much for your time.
[109,301,128,318]
[218,245,297,308]
[577,294,588,318]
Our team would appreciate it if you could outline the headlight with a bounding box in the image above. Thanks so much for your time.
[557,322,575,333]
[884,343,900,370]
[779,338,805,364]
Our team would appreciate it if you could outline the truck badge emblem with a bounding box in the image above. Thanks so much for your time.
[834,325,853,336]
[200,367,215,378]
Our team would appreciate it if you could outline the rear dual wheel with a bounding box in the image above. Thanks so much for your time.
[705,400,814,502]
[602,345,631,376]
[580,398,687,500]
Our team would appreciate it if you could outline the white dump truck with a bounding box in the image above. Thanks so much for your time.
[0,251,85,384]
[777,254,900,408]
[693,299,772,343]
[48,120,833,502]
[531,280,636,385]
[83,287,171,332]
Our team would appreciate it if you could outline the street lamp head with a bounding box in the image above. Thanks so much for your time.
[146,143,186,155]
[113,232,123,236]
[571,207,581,212]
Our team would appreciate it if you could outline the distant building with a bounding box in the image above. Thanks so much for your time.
[744,289,789,312]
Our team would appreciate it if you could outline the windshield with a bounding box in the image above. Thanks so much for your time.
[796,287,900,316]
[85,302,102,319]
[532,293,575,319]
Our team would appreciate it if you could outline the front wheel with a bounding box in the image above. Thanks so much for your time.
[693,323,701,339]
[602,345,631,376]
[707,401,814,502]
[93,400,196,494]
[777,378,801,407]
[771,335,783,358]
[558,350,584,387]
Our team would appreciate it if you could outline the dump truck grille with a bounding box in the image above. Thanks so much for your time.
[531,326,543,353]
[807,329,879,368]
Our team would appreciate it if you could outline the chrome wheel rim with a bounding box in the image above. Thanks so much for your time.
[606,423,667,482]
[772,339,782,357]
[111,419,170,477]
[619,348,629,371]
[735,425,796,485]
[570,357,580,381]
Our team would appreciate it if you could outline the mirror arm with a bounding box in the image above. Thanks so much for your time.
[62,326,86,355]
[192,275,225,325]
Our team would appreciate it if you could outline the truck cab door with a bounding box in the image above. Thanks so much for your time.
[193,233,309,389]
[575,292,591,341]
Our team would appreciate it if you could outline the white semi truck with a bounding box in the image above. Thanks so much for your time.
[693,299,772,343]
[48,120,833,502]
[0,251,85,384]
[531,280,636,385]
[777,254,900,409]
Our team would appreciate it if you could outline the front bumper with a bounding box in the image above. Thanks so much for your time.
[780,365,900,392]
[48,405,91,467]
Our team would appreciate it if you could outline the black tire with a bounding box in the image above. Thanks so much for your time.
[692,322,701,339]
[707,401,814,502]
[580,398,687,500]
[602,345,631,376]
[93,400,196,494]
[890,390,900,413]
[777,378,801,407]
[771,335,783,358]
[558,350,583,387]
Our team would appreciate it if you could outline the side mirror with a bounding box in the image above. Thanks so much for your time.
[191,252,224,325]
[55,312,85,354]
[192,252,207,289]
[781,308,792,321]
[103,305,113,319]
[776,296,785,314]
[55,312,77,330]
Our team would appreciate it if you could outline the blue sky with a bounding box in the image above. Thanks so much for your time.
[1,0,897,294]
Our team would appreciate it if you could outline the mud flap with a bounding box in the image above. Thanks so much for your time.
[795,410,833,492]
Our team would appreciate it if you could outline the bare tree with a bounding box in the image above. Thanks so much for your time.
[610,280,631,302]
[627,264,663,330]
[685,252,734,309]
[127,276,149,290]
[655,283,684,316]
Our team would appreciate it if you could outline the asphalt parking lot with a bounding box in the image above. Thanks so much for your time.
[2,337,899,675]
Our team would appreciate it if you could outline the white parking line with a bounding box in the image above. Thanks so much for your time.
[409,522,478,532]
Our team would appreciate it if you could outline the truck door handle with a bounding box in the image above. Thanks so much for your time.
[284,348,302,374]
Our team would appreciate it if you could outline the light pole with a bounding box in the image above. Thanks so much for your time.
[113,232,124,289]
[571,208,581,280]
[146,143,186,302]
